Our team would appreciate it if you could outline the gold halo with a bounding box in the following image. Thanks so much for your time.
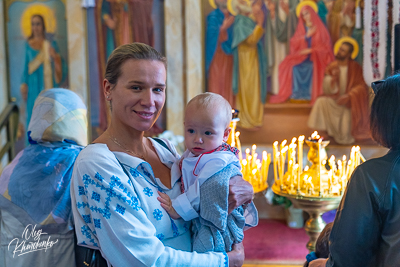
[21,3,57,38]
[209,0,217,9]
[227,0,251,16]
[296,1,318,18]
[334,37,359,59]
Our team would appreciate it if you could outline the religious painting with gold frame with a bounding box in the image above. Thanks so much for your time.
[203,0,378,147]
[5,0,68,146]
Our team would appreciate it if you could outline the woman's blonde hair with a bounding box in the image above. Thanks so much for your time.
[105,42,167,85]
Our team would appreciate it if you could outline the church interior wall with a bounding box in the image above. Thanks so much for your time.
[0,0,397,218]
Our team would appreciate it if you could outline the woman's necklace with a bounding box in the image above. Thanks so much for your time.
[108,133,147,160]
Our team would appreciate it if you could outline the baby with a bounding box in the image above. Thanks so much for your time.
[157,92,258,253]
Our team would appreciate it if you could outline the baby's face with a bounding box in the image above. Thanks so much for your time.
[184,105,229,156]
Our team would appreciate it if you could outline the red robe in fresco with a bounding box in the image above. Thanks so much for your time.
[269,5,334,104]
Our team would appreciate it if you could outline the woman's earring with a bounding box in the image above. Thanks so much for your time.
[106,95,110,100]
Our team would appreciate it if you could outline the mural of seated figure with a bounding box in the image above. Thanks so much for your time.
[307,37,370,145]
[269,1,334,104]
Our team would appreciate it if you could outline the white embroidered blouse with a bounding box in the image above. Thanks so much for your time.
[71,138,228,267]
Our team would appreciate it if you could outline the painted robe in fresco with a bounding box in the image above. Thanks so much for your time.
[264,0,292,95]
[22,40,63,128]
[206,8,234,105]
[308,60,370,144]
[232,15,267,129]
[269,6,334,104]
[128,0,154,45]
[327,0,355,44]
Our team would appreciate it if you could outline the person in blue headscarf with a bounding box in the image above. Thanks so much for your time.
[0,88,87,267]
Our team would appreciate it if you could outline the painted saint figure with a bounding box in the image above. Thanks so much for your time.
[269,1,334,104]
[20,14,63,129]
[206,0,235,106]
[231,0,268,129]
[308,38,370,144]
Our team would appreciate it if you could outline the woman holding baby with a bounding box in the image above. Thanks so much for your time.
[70,43,254,266]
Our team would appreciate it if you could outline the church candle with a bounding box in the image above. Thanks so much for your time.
[235,132,242,162]
[262,151,268,181]
[346,160,352,180]
[294,164,300,191]
[342,156,346,179]
[242,159,247,177]
[251,144,256,157]
[298,135,305,178]
[330,155,336,172]
[281,146,288,183]
[247,155,252,176]
[318,139,322,195]
[289,160,293,188]
[276,152,281,186]
[273,142,278,184]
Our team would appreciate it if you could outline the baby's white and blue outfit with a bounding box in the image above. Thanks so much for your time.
[171,143,258,253]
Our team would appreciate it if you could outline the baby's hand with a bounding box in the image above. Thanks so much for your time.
[157,191,181,220]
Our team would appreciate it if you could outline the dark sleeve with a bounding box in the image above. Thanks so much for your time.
[327,166,382,266]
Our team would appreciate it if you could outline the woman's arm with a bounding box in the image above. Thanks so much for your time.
[71,148,228,267]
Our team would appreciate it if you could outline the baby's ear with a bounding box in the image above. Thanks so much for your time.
[223,127,231,142]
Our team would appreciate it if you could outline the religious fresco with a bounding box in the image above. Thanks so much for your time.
[204,0,393,145]
[5,0,69,143]
[86,0,165,138]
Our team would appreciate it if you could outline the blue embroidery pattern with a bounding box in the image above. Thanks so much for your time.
[129,167,140,178]
[94,219,101,229]
[92,192,101,202]
[156,233,165,241]
[183,223,189,233]
[83,215,92,224]
[170,219,179,237]
[79,173,141,220]
[78,186,86,196]
[94,172,103,182]
[138,165,152,179]
[143,187,153,197]
[116,204,126,215]
[153,209,163,221]
[81,225,98,247]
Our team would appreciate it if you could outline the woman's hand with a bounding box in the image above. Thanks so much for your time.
[309,258,328,267]
[228,242,245,267]
[228,175,254,214]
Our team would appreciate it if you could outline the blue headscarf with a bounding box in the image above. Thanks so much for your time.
[0,88,87,233]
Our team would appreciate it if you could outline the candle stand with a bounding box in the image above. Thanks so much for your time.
[272,184,341,252]
[271,131,365,251]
